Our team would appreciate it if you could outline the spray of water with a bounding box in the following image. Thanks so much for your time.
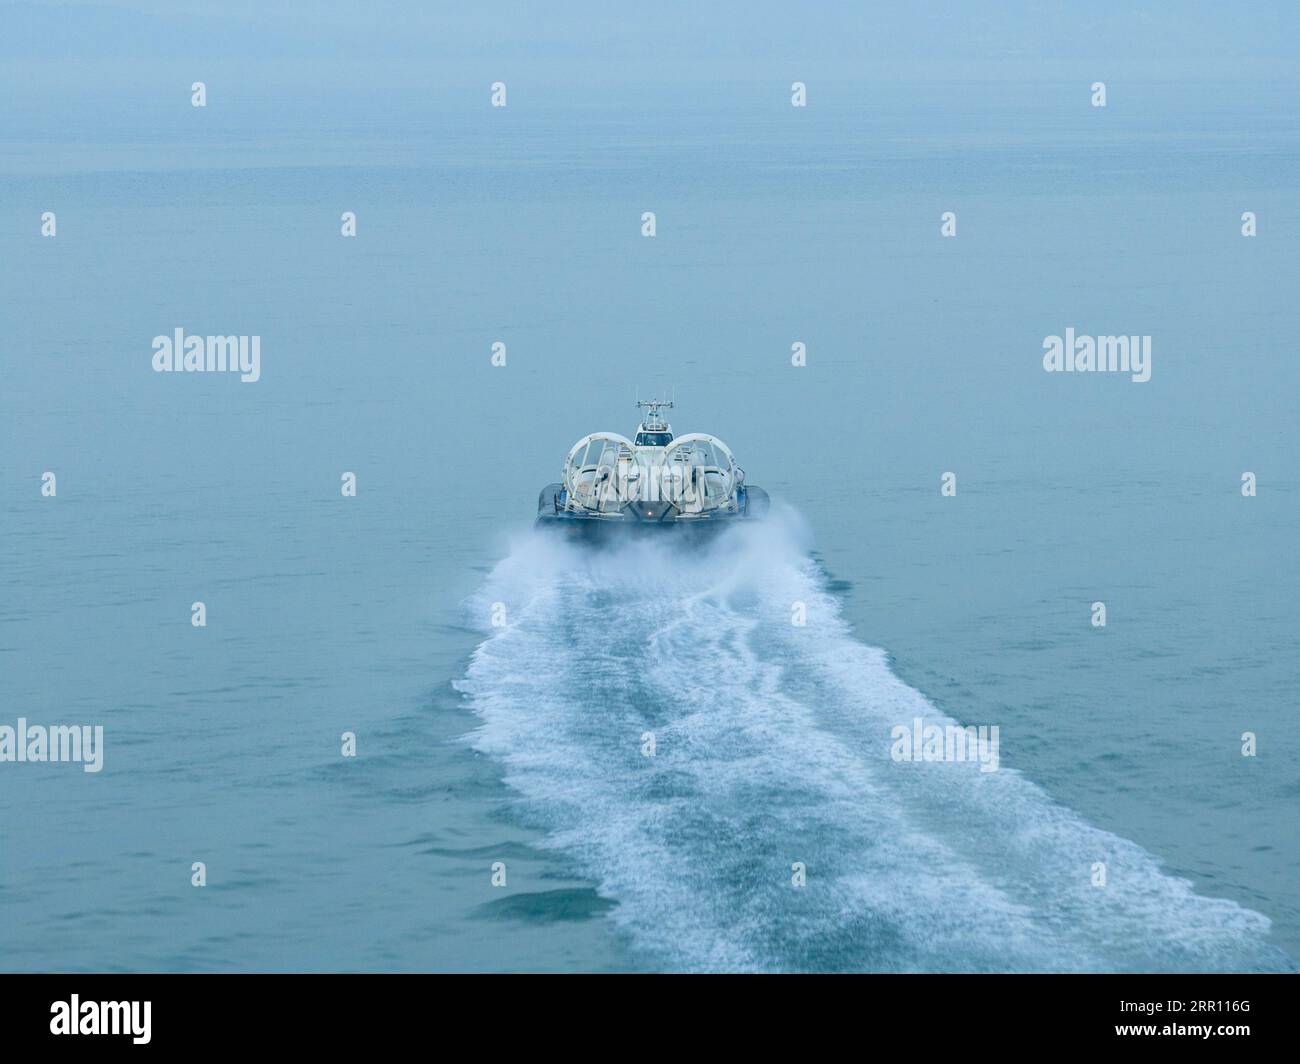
[456,506,1287,972]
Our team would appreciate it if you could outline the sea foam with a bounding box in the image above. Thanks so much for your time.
[456,507,1288,972]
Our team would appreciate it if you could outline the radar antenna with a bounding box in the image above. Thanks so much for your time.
[635,396,674,432]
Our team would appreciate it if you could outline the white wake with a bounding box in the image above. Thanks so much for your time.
[456,508,1287,972]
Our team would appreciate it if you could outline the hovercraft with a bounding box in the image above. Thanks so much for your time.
[536,399,769,536]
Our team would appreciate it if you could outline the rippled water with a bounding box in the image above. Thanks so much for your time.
[2,77,1297,971]
[458,512,1291,972]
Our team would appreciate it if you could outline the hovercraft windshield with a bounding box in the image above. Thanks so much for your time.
[536,400,769,534]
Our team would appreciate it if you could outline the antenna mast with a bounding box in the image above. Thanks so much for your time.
[635,395,674,432]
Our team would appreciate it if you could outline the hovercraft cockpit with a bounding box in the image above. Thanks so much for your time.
[536,399,769,534]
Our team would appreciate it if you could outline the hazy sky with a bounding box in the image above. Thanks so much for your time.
[4,0,1298,91]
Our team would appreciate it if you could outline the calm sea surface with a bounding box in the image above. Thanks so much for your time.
[2,81,1297,970]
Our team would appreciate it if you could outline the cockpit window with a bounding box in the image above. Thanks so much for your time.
[636,432,673,447]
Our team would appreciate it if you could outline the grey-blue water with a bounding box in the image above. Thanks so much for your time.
[2,74,1297,971]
